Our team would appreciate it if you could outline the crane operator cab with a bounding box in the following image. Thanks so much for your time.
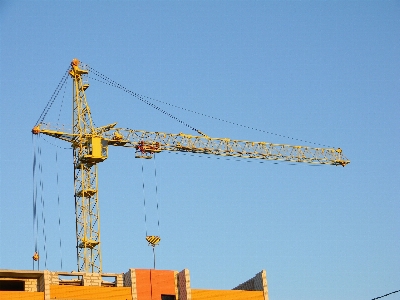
[79,136,108,164]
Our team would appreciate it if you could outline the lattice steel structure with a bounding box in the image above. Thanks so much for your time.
[33,59,105,272]
[70,59,103,273]
[32,58,350,273]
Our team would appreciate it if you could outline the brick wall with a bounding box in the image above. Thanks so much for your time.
[82,273,102,286]
[232,270,268,300]
[177,269,191,300]
[134,269,176,300]
[124,269,138,300]
[24,278,38,291]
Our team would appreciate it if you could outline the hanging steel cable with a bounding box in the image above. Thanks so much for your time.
[153,155,160,233]
[88,67,204,136]
[55,150,63,270]
[141,161,148,237]
[54,81,67,270]
[32,135,39,270]
[140,157,161,269]
[88,66,332,148]
[35,66,70,126]
[38,142,48,269]
[32,134,48,270]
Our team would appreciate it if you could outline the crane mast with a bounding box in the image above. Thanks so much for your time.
[32,59,350,273]
[70,59,103,273]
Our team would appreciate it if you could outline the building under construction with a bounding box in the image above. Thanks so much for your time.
[0,268,268,300]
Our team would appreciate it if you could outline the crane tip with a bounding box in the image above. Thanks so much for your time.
[71,58,80,66]
[32,126,40,134]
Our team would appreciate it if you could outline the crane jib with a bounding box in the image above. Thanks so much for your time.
[32,125,349,166]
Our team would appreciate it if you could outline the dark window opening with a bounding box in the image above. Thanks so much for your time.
[0,280,25,291]
[161,295,176,300]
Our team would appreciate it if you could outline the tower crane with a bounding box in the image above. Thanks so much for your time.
[32,59,350,273]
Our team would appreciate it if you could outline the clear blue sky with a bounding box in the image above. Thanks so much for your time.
[1,1,399,299]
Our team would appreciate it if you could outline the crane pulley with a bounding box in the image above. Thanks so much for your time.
[31,59,350,273]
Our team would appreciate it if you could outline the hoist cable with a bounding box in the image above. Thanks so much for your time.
[33,135,48,269]
[141,161,148,237]
[88,66,332,148]
[35,65,70,126]
[55,79,66,270]
[87,68,201,135]
[153,247,156,269]
[38,142,48,269]
[37,144,47,268]
[55,150,63,270]
[32,135,39,270]
[153,155,160,233]
[32,135,37,252]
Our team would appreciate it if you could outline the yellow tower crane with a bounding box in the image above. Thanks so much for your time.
[32,59,350,273]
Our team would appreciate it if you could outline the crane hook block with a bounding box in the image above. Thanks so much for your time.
[32,252,39,261]
[146,236,161,247]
